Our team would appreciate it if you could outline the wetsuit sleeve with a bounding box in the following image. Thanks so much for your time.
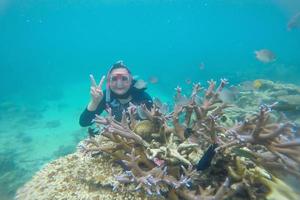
[196,143,218,171]
[79,98,106,127]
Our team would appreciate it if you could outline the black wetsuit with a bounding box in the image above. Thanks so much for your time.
[79,88,153,127]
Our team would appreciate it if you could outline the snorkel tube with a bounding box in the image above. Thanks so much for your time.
[105,68,112,104]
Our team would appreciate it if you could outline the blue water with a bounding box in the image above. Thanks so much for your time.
[1,0,300,95]
[0,0,300,199]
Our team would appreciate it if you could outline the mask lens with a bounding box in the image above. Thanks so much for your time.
[121,76,129,82]
[110,74,130,83]
[111,76,118,82]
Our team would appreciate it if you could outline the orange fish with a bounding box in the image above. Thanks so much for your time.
[149,76,158,84]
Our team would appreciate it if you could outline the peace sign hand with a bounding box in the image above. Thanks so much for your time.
[89,74,105,105]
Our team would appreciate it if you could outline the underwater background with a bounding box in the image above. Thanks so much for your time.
[0,0,300,199]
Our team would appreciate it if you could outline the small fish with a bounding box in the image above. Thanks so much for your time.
[134,79,147,89]
[254,49,276,63]
[231,147,256,160]
[219,86,239,104]
[253,79,263,89]
[287,12,300,31]
[199,62,205,70]
[185,78,192,85]
[148,76,158,84]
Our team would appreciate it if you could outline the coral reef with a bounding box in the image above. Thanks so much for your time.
[16,79,300,200]
[236,79,300,121]
[16,153,160,200]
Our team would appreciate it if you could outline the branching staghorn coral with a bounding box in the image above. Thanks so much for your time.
[77,79,233,199]
[176,177,230,200]
[77,79,300,200]
[145,133,199,166]
[113,149,195,196]
[172,79,229,144]
[216,103,300,178]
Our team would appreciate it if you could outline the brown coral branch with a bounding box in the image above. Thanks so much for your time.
[173,104,186,140]
[205,79,216,98]
[121,110,129,128]
[214,177,230,200]
[270,146,300,157]
[176,177,230,200]
[206,79,228,108]
[252,105,269,139]
[174,86,182,100]
[184,105,194,128]
[272,138,300,148]
[107,126,149,147]
[95,115,149,147]
[258,123,292,140]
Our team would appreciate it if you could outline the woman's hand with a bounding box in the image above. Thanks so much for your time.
[87,74,105,111]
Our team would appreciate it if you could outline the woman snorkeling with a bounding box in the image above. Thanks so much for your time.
[79,60,153,127]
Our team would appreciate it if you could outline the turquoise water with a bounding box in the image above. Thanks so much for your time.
[0,0,300,199]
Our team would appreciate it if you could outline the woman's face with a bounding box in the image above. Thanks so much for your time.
[109,68,132,95]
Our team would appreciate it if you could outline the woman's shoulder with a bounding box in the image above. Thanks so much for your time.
[131,88,152,101]
[129,85,153,109]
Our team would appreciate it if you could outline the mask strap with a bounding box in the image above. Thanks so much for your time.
[106,71,111,104]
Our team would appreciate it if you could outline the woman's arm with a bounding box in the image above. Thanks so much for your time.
[79,96,106,127]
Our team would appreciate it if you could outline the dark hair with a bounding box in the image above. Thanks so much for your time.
[108,60,131,75]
